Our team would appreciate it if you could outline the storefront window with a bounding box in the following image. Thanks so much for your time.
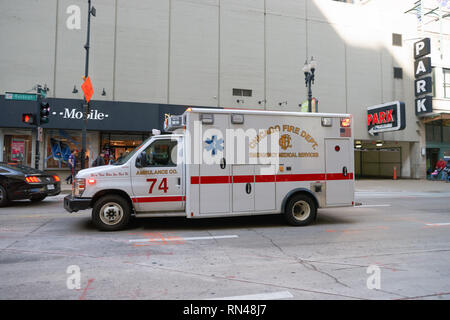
[444,124,450,143]
[101,133,148,165]
[2,134,33,166]
[45,129,95,169]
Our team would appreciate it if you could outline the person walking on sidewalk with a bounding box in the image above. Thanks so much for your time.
[436,158,447,181]
[92,152,105,167]
[65,149,78,184]
[443,159,450,182]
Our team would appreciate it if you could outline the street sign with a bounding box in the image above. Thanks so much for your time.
[81,76,94,103]
[4,92,37,101]
[37,127,43,142]
[367,101,406,135]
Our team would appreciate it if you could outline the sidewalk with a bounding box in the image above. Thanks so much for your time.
[60,178,450,194]
[355,178,450,193]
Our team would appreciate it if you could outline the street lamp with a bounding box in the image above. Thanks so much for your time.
[81,0,96,169]
[303,57,317,113]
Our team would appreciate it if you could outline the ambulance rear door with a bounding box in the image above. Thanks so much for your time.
[325,138,354,206]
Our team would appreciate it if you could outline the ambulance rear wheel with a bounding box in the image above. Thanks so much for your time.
[285,194,316,226]
[92,195,131,231]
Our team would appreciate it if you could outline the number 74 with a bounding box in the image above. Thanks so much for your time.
[146,178,168,194]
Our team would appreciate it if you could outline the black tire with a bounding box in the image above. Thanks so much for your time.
[0,185,9,207]
[284,193,317,226]
[30,195,47,202]
[91,195,131,231]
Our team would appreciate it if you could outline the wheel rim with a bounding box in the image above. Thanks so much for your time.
[99,202,124,226]
[292,200,311,221]
[0,188,3,202]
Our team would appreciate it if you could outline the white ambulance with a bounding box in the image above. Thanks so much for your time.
[64,108,354,231]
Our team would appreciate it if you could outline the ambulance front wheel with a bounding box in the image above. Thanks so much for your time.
[285,194,317,226]
[92,195,131,231]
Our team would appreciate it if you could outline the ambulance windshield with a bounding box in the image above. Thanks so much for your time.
[112,136,152,166]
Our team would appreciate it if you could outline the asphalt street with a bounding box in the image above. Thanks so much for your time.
[0,180,449,300]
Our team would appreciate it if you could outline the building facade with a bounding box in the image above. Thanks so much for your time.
[0,0,449,178]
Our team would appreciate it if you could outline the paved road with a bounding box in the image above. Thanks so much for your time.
[0,186,450,300]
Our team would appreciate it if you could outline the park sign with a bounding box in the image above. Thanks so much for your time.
[367,101,406,135]
[414,38,433,116]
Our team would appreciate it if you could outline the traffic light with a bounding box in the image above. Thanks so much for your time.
[40,101,50,124]
[22,113,36,125]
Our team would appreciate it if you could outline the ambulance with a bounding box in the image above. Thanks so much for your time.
[64,108,354,231]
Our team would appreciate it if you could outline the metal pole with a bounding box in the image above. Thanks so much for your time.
[81,0,92,170]
[307,74,312,113]
[35,85,41,169]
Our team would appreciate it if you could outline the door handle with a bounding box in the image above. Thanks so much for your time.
[177,177,181,186]
[343,166,348,177]
[220,158,226,169]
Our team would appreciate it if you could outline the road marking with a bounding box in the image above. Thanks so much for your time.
[425,223,450,227]
[129,235,238,243]
[209,290,293,300]
[354,204,391,208]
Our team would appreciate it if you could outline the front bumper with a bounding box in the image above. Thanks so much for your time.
[64,195,92,213]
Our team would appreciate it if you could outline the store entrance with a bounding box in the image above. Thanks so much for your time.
[101,133,149,164]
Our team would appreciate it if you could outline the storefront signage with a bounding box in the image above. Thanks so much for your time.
[367,101,406,135]
[414,38,433,116]
[60,108,108,120]
[0,96,215,132]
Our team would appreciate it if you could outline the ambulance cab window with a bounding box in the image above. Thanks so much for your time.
[141,139,177,167]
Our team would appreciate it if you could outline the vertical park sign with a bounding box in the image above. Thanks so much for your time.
[414,38,433,116]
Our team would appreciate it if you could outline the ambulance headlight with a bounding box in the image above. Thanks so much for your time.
[74,178,86,197]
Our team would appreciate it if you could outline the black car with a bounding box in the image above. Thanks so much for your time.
[0,162,61,206]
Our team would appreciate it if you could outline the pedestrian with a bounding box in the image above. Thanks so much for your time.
[435,158,447,181]
[92,152,106,167]
[443,159,450,183]
[65,149,78,184]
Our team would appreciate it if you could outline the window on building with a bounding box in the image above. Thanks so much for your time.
[232,88,252,97]
[426,123,442,143]
[2,134,33,166]
[393,67,403,79]
[443,124,450,143]
[392,33,402,47]
[444,68,450,98]
[101,133,148,165]
[45,129,96,169]
[432,67,436,97]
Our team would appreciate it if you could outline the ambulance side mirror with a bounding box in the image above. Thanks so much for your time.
[135,152,146,168]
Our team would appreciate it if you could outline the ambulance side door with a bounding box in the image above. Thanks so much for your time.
[131,137,184,212]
